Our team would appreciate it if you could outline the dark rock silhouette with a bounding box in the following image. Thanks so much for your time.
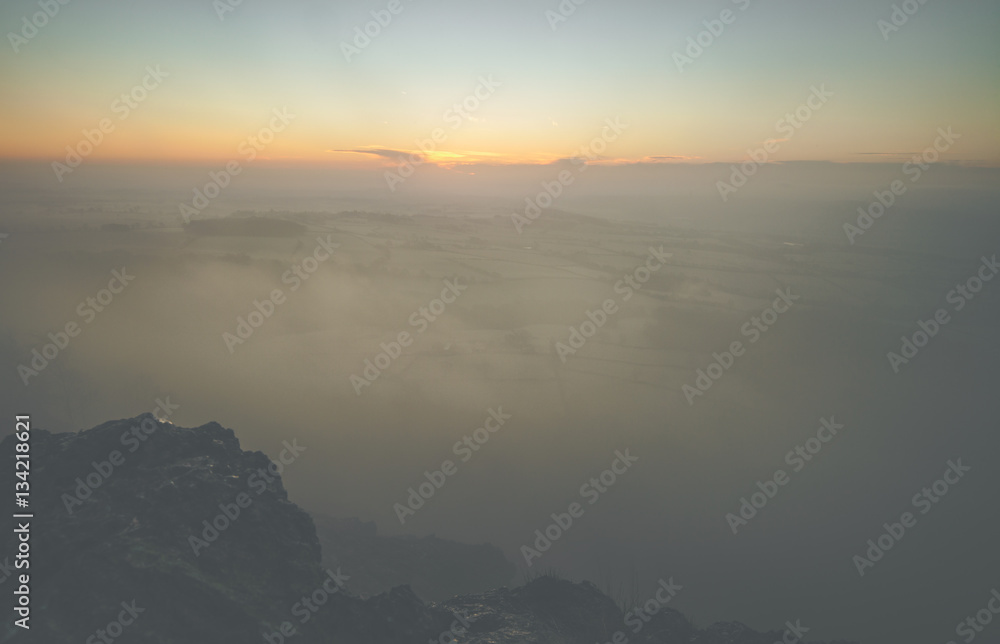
[0,416,451,643]
[0,416,859,644]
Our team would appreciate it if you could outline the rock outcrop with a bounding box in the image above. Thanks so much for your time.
[0,416,860,644]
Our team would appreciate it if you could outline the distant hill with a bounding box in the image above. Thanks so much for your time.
[185,217,305,237]
[312,514,515,601]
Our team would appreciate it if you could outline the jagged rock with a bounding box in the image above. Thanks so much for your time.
[0,415,453,643]
[441,576,625,643]
[0,416,861,644]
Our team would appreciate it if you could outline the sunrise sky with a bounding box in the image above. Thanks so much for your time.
[2,0,998,167]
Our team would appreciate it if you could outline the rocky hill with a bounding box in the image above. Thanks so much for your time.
[0,416,859,644]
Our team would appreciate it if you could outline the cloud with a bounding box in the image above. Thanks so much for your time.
[646,155,702,162]
[329,148,424,163]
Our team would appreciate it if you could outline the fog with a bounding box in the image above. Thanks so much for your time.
[2,159,998,642]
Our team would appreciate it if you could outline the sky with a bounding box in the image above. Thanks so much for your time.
[1,0,998,167]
